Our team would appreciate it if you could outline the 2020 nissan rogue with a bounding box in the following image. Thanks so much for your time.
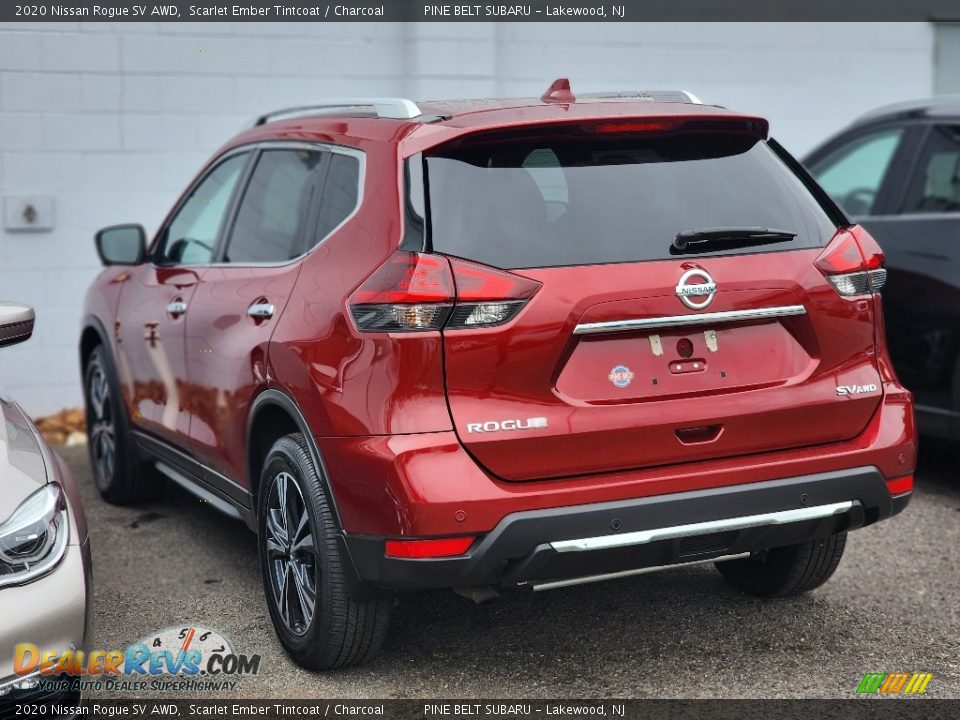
[81,80,916,670]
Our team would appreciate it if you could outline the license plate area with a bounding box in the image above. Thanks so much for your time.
[555,321,813,403]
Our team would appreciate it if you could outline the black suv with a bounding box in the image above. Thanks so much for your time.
[805,97,960,441]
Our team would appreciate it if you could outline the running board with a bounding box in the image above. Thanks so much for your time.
[155,461,245,521]
[526,552,751,592]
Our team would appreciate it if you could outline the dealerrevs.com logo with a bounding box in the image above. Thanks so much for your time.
[856,672,933,696]
[14,625,261,693]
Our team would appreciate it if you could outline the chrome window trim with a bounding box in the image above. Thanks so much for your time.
[573,304,807,335]
[550,500,855,553]
[153,140,366,270]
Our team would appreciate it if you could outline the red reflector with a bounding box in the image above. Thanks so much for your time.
[886,475,913,496]
[385,537,475,559]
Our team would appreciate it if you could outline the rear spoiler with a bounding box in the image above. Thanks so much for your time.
[426,115,769,152]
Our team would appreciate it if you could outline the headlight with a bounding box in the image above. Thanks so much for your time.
[0,484,69,588]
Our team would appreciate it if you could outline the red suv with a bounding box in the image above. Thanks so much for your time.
[81,80,916,670]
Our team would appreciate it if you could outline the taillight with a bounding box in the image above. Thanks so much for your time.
[447,256,541,329]
[815,225,887,297]
[349,252,540,333]
[349,253,454,331]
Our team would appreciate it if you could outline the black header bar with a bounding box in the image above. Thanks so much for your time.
[0,699,953,719]
[2,0,960,22]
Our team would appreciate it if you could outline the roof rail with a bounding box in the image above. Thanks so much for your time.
[538,78,702,106]
[254,98,422,126]
[579,89,703,104]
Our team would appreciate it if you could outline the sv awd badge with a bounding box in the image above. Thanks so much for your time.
[836,384,879,397]
[467,417,548,433]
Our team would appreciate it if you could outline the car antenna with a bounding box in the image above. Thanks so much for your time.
[541,78,576,104]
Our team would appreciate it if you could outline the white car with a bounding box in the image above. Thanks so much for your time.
[0,303,91,707]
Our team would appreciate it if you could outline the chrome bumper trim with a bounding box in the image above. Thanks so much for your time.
[572,304,807,335]
[0,670,43,694]
[528,552,751,592]
[550,500,855,553]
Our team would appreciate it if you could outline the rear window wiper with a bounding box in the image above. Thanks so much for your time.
[671,227,796,255]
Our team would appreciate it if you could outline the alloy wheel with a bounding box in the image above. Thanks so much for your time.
[265,471,318,636]
[87,362,116,489]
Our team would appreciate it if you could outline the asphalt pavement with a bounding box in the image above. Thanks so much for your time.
[61,442,960,699]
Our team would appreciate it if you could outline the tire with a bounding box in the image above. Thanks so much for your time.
[716,533,847,598]
[257,433,391,670]
[83,345,162,504]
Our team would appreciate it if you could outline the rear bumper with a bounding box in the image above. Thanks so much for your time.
[344,465,910,591]
[318,388,915,539]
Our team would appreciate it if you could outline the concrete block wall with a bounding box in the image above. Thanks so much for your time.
[0,22,935,416]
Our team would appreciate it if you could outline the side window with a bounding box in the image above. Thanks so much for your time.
[523,148,568,222]
[158,153,248,265]
[224,149,325,264]
[901,125,960,214]
[312,152,361,248]
[808,128,904,216]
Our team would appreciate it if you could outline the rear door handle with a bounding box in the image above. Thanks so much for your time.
[166,300,188,317]
[247,302,275,320]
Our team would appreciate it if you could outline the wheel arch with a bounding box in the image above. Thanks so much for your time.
[80,315,111,369]
[246,389,344,529]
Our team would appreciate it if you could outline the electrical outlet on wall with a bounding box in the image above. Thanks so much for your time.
[4,196,55,232]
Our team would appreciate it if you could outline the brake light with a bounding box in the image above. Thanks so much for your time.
[584,117,768,138]
[447,257,541,329]
[385,537,475,559]
[349,253,454,331]
[815,225,887,297]
[349,253,540,332]
[590,120,683,134]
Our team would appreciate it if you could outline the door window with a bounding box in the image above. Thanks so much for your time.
[808,128,904,216]
[902,125,960,214]
[157,153,248,265]
[224,149,325,264]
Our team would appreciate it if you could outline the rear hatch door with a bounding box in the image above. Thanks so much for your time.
[425,119,882,481]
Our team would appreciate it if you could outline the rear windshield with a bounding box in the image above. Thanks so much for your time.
[423,129,837,269]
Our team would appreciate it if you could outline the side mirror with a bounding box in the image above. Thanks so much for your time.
[95,224,147,266]
[0,303,35,348]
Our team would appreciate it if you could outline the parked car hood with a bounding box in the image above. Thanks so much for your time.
[0,396,48,520]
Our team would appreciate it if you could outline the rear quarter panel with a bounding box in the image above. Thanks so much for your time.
[267,138,452,437]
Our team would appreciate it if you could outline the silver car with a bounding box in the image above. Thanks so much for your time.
[0,303,91,703]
